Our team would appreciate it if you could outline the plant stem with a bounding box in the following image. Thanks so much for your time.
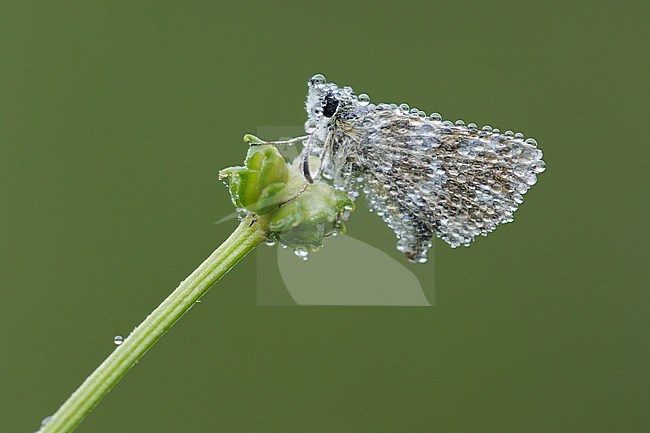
[41,214,269,433]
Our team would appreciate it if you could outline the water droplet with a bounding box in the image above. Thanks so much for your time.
[304,120,317,133]
[516,182,528,194]
[455,119,465,126]
[293,247,309,259]
[41,415,53,427]
[430,112,442,121]
[513,165,526,177]
[513,193,524,204]
[525,137,538,146]
[524,173,537,185]
[482,125,493,132]
[113,335,124,346]
[357,93,370,106]
[310,74,326,85]
[533,160,546,173]
[399,103,410,111]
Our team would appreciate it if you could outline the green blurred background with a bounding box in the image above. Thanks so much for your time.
[1,1,648,432]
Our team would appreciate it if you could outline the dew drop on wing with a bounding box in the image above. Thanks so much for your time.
[357,93,370,106]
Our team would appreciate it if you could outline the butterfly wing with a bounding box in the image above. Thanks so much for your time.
[352,108,545,262]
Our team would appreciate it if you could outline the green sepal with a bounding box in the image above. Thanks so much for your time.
[276,222,327,249]
[268,199,305,231]
[219,144,289,215]
[269,182,355,249]
[218,166,246,208]
[256,147,288,188]
[256,182,287,215]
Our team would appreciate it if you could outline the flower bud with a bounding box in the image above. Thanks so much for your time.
[220,136,356,251]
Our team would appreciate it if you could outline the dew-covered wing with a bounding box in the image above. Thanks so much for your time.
[354,108,545,262]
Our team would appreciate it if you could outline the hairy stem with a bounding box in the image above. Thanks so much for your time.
[41,214,269,433]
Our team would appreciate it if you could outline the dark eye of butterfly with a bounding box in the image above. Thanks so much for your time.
[322,94,339,118]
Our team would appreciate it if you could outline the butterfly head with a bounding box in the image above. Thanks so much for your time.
[305,74,356,137]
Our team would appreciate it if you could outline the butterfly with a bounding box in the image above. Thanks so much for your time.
[271,74,545,263]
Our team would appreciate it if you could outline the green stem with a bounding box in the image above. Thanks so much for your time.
[41,214,269,433]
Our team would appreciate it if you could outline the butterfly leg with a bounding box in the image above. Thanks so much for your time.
[314,128,334,181]
[300,126,336,183]
[299,134,316,184]
[246,134,309,147]
[279,132,329,206]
